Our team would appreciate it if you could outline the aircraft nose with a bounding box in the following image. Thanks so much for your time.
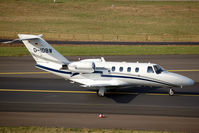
[176,74,194,86]
[183,77,194,86]
[168,72,194,87]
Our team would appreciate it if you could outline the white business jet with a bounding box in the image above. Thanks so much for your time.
[12,34,195,96]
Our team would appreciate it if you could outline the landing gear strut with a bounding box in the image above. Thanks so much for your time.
[169,88,175,96]
[97,88,106,97]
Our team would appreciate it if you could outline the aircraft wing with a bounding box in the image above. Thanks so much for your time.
[71,79,128,87]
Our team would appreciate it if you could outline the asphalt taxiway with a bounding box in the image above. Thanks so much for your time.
[0,55,199,132]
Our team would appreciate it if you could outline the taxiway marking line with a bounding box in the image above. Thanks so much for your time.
[168,70,199,72]
[0,70,199,75]
[0,89,96,94]
[0,72,49,75]
[0,89,198,97]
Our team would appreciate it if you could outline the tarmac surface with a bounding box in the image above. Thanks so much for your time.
[0,55,199,132]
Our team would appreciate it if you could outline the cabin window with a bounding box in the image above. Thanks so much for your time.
[127,67,131,72]
[135,67,139,72]
[112,66,115,72]
[119,67,123,72]
[147,66,154,73]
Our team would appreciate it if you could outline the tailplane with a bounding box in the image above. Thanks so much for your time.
[18,34,70,66]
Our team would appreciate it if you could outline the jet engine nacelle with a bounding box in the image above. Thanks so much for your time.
[68,61,95,73]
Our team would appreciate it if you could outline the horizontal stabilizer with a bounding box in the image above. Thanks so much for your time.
[18,34,43,40]
[2,34,43,44]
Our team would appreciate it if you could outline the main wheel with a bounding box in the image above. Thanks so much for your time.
[97,88,105,97]
[169,88,174,96]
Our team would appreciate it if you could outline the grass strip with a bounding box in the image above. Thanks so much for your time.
[0,126,183,133]
[0,0,199,41]
[0,45,199,56]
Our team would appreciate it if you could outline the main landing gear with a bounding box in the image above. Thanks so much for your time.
[97,88,106,97]
[169,88,175,96]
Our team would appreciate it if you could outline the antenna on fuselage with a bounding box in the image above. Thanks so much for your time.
[101,57,105,62]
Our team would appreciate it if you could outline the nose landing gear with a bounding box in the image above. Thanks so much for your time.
[169,88,175,96]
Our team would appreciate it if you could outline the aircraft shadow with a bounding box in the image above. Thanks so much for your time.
[105,87,161,104]
[105,94,137,104]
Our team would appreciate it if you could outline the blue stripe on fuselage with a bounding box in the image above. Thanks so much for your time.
[101,74,177,87]
[35,64,176,87]
[35,64,72,74]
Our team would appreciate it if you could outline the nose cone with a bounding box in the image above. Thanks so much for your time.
[167,72,194,87]
[182,77,194,86]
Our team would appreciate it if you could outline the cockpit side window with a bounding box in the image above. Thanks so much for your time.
[153,65,164,74]
[147,66,154,73]
[112,66,115,72]
[135,67,139,72]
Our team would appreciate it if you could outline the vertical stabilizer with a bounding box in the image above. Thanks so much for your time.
[18,34,70,65]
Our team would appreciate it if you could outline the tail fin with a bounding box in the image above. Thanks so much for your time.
[18,34,70,66]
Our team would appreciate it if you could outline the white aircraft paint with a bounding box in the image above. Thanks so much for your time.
[18,34,194,96]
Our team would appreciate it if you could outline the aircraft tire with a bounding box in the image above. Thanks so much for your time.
[169,88,174,96]
[97,88,105,97]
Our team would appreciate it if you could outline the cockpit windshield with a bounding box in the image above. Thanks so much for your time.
[153,65,165,74]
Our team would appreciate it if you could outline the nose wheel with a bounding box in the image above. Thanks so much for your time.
[169,88,175,96]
